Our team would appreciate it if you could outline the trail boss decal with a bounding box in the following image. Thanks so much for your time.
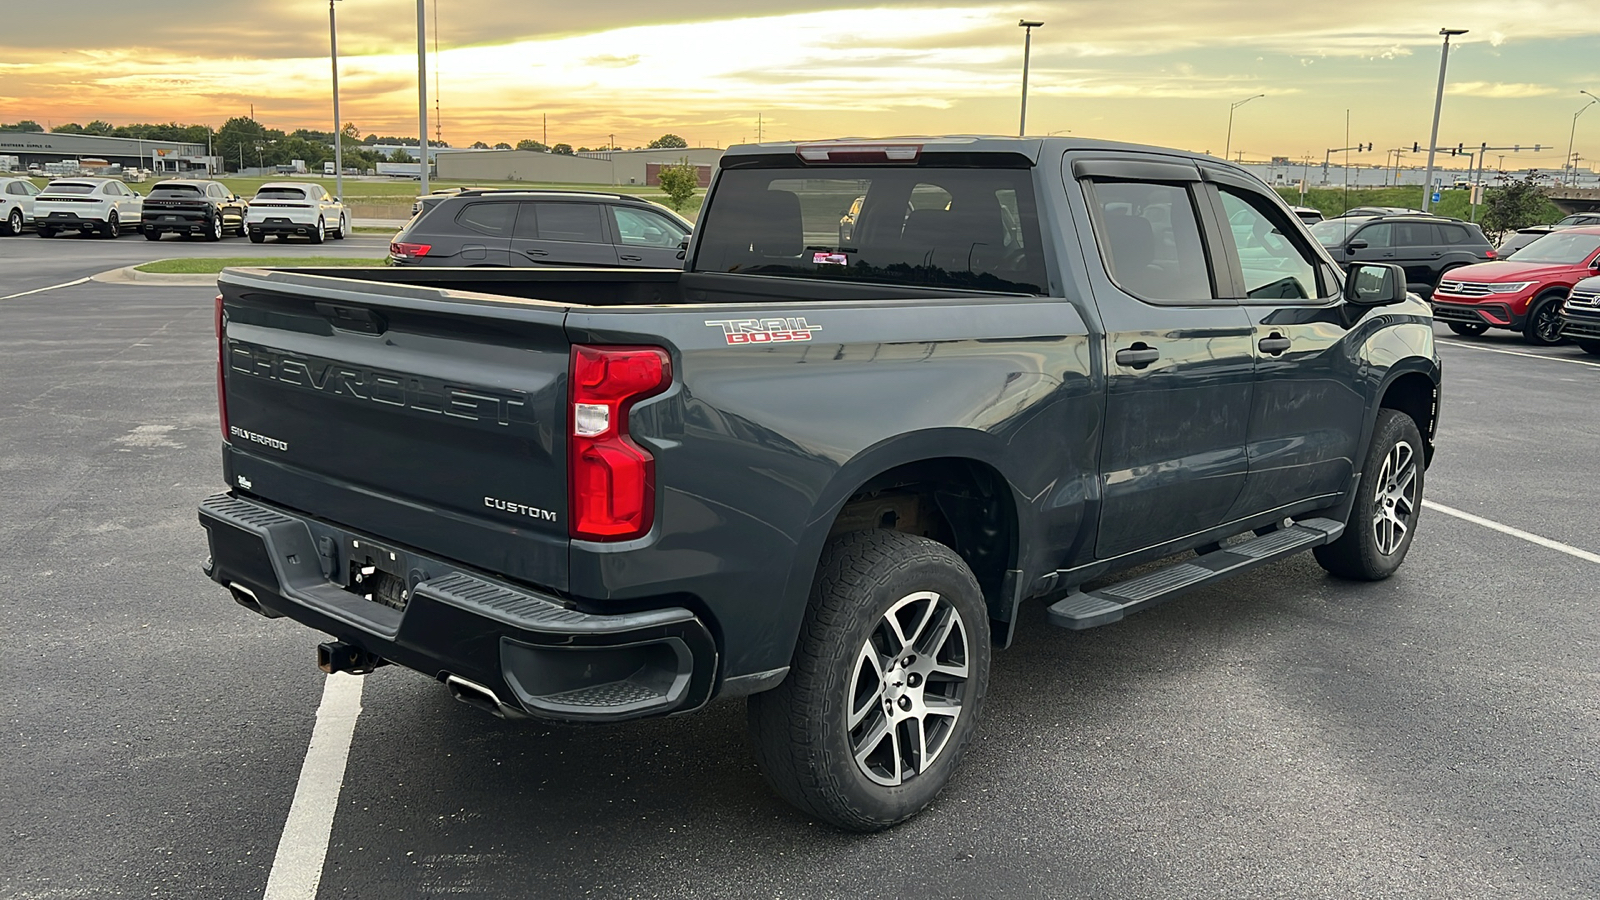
[705,317,822,345]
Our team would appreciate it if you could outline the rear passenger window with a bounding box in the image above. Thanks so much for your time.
[1394,223,1437,247]
[456,202,515,237]
[1088,181,1213,302]
[1217,188,1319,300]
[1439,223,1473,244]
[532,203,605,243]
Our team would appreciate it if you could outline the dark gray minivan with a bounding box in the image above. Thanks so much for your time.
[389,190,692,268]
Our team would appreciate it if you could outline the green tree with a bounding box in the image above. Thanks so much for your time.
[0,120,45,132]
[551,143,574,155]
[648,133,688,149]
[389,148,415,163]
[492,141,512,150]
[52,123,87,134]
[1481,175,1549,236]
[470,140,490,149]
[656,159,699,211]
[515,139,548,152]
[215,116,269,172]
[84,120,115,136]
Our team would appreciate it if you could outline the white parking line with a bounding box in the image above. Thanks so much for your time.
[0,276,91,301]
[263,673,365,900]
[1435,338,1600,370]
[1424,500,1600,565]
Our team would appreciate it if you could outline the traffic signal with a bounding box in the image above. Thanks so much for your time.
[1412,142,1421,153]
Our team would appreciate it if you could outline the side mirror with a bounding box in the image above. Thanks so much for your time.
[1344,262,1407,306]
[1345,238,1369,252]
[676,239,689,261]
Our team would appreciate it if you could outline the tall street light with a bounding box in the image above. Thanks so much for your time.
[329,0,343,202]
[1421,28,1468,212]
[1564,89,1598,185]
[1224,94,1265,162]
[1018,20,1043,137]
[417,0,430,195]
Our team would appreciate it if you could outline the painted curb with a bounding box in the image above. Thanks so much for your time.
[92,264,216,287]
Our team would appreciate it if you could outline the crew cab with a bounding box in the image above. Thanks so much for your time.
[245,182,347,244]
[1558,275,1600,356]
[142,179,248,241]
[1430,226,1600,345]
[0,176,42,235]
[200,137,1440,831]
[34,177,143,238]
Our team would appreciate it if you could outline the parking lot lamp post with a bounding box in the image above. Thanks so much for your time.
[1564,90,1597,185]
[1018,20,1043,137]
[330,0,343,202]
[1421,28,1468,212]
[416,0,429,195]
[1224,94,1264,162]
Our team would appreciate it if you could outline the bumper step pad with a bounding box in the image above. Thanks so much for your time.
[1046,517,1344,630]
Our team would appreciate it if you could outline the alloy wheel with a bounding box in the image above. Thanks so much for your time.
[1371,439,1418,556]
[1531,300,1564,344]
[7,209,20,235]
[847,590,971,787]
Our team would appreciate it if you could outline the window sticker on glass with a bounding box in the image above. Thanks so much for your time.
[813,251,849,265]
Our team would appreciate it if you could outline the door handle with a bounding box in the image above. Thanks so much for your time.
[526,249,549,257]
[1258,333,1291,355]
[619,254,642,262]
[1114,343,1160,369]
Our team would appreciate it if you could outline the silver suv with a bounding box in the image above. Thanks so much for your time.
[390,190,691,268]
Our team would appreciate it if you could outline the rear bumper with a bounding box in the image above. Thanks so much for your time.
[39,211,107,228]
[144,210,216,231]
[248,217,320,236]
[1431,299,1521,329]
[198,492,718,722]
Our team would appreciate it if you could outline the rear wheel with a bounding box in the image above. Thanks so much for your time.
[748,529,990,831]
[308,217,325,245]
[143,228,162,241]
[1574,339,1600,357]
[333,213,347,239]
[5,208,21,236]
[1523,292,1567,346]
[1315,409,1424,581]
[100,211,119,238]
[1447,322,1488,337]
[37,226,54,238]
[207,214,223,241]
[249,231,265,244]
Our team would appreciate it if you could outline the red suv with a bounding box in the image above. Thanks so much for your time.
[1430,226,1600,345]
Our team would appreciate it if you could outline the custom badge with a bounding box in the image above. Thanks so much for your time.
[704,317,823,345]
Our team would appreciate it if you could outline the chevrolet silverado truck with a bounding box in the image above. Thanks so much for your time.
[199,137,1441,831]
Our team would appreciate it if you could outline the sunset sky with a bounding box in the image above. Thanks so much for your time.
[3,0,1598,170]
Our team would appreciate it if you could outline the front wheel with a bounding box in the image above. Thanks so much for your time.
[1315,409,1425,581]
[747,529,990,831]
[1523,293,1567,346]
[1447,322,1488,337]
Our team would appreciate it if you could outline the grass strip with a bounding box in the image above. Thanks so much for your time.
[136,257,386,274]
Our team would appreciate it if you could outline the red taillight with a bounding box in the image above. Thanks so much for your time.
[390,241,431,260]
[215,294,230,443]
[568,345,672,541]
[1485,249,1497,258]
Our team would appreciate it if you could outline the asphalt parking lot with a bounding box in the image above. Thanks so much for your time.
[2,236,1597,899]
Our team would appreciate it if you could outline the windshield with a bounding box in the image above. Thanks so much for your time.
[150,184,203,196]
[257,187,308,200]
[1509,232,1600,264]
[694,165,1047,293]
[1308,218,1371,246]
[45,182,96,195]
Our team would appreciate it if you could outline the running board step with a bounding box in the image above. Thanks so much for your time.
[1046,517,1345,630]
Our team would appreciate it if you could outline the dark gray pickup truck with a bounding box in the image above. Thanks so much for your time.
[200,137,1440,830]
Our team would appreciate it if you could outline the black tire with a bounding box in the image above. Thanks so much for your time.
[1574,339,1600,357]
[100,211,119,238]
[1447,322,1488,337]
[249,232,265,244]
[333,213,347,239]
[206,214,223,241]
[1314,409,1425,581]
[309,217,325,245]
[5,208,21,236]
[233,216,248,237]
[747,529,990,832]
[143,228,162,241]
[37,226,54,238]
[1523,292,1567,346]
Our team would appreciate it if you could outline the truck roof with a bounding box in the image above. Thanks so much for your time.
[719,135,1238,170]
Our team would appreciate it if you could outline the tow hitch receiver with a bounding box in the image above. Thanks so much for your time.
[317,640,386,675]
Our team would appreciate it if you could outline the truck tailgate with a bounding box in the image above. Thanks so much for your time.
[217,268,572,591]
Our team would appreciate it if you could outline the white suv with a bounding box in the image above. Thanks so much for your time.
[35,178,144,238]
[0,177,42,235]
[245,182,348,244]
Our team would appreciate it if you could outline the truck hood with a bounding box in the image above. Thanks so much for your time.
[1444,260,1592,283]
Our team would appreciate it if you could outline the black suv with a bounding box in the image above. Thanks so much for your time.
[1308,213,1495,296]
[390,190,692,268]
[141,179,247,241]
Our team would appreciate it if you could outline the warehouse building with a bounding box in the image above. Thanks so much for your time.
[435,146,723,186]
[0,132,212,172]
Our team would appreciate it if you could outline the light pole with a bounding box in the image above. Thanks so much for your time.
[1421,28,1467,212]
[329,0,343,201]
[1224,94,1264,162]
[1564,90,1598,185]
[416,0,429,194]
[1018,20,1043,137]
